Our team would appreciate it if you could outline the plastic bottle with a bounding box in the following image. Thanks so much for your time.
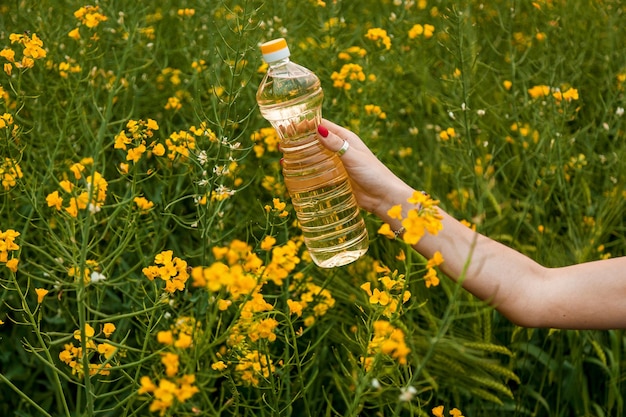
[256,38,368,268]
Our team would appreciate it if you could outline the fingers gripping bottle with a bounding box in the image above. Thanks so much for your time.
[256,38,368,268]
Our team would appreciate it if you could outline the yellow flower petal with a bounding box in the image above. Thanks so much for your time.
[35,288,49,303]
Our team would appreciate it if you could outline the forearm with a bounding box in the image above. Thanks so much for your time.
[375,186,626,329]
[414,209,547,323]
[374,184,548,325]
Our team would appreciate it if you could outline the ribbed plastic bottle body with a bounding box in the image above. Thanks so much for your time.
[257,59,368,268]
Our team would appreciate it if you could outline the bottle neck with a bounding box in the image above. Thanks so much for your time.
[266,57,290,68]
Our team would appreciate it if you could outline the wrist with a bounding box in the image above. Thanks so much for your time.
[376,184,427,231]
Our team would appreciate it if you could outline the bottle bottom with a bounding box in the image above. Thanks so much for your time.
[311,247,369,268]
[307,228,369,268]
[287,169,369,268]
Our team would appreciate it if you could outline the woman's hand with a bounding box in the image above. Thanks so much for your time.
[317,119,415,224]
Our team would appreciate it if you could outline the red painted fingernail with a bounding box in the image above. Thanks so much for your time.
[317,125,329,137]
[280,157,284,165]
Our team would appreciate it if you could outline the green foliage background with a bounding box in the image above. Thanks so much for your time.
[0,0,625,416]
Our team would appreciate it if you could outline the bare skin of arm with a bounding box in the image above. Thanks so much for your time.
[318,119,626,330]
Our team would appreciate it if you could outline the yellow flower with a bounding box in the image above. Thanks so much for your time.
[426,251,444,268]
[133,196,154,212]
[272,198,286,211]
[369,288,391,306]
[0,113,14,128]
[164,96,182,111]
[379,275,400,290]
[287,299,304,317]
[401,210,426,245]
[74,6,108,28]
[211,361,227,371]
[528,85,551,99]
[408,23,435,39]
[408,24,424,39]
[377,223,396,239]
[248,318,279,342]
[263,241,301,286]
[165,130,196,160]
[6,258,18,272]
[69,162,85,179]
[191,59,206,72]
[161,352,179,377]
[0,158,24,190]
[157,330,174,345]
[364,320,410,368]
[177,8,195,17]
[217,299,231,311]
[373,262,391,275]
[439,127,456,141]
[0,48,15,63]
[174,332,193,349]
[19,33,46,60]
[234,350,276,386]
[126,144,146,162]
[450,408,465,417]
[35,288,49,303]
[387,204,403,220]
[260,235,276,251]
[138,376,157,394]
[365,28,391,50]
[150,379,177,412]
[331,63,366,90]
[175,374,199,403]
[559,87,579,102]
[360,282,372,297]
[74,323,95,340]
[152,143,165,156]
[364,104,386,119]
[114,131,130,150]
[145,250,190,294]
[424,268,440,288]
[432,405,445,417]
[97,342,116,359]
[103,323,116,338]
[68,28,81,40]
[423,24,435,38]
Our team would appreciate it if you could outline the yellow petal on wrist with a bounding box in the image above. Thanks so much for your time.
[377,223,395,239]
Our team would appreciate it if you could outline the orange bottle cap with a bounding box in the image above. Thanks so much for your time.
[260,38,290,62]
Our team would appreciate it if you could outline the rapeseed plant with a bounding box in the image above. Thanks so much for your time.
[58,322,117,378]
[1,1,624,416]
[0,229,19,272]
[143,250,190,294]
[1,32,46,74]
[0,157,22,191]
[365,28,392,50]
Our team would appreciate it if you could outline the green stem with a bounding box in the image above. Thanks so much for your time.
[121,305,159,417]
[9,270,72,416]
[0,372,53,417]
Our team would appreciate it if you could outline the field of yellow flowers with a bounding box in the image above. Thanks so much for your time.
[1,1,625,416]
